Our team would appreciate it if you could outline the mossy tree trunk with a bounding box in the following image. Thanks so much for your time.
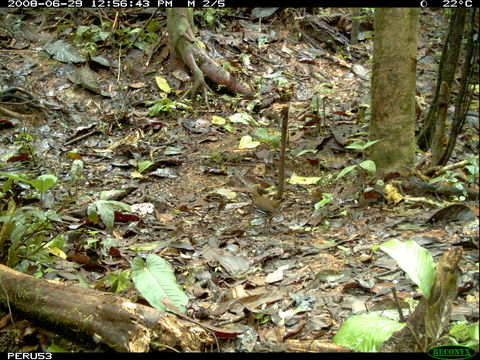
[369,9,419,178]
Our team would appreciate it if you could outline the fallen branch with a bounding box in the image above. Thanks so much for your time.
[0,264,213,352]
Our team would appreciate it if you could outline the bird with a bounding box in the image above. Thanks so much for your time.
[251,192,282,214]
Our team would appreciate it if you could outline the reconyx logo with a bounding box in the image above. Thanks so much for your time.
[428,345,477,360]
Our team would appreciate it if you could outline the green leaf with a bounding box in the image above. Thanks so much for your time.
[380,239,435,299]
[358,160,376,175]
[94,200,115,230]
[296,149,317,157]
[238,135,260,149]
[254,128,280,148]
[138,160,154,173]
[229,112,255,125]
[334,313,405,352]
[131,254,188,313]
[108,270,131,293]
[314,193,333,210]
[335,164,358,180]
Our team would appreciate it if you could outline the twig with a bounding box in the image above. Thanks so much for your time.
[64,129,99,146]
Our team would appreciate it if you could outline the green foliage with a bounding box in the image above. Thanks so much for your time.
[345,139,380,151]
[380,239,435,299]
[334,313,406,352]
[131,254,188,313]
[108,270,131,293]
[146,98,191,117]
[137,160,154,173]
[430,158,478,201]
[0,172,58,194]
[314,193,333,211]
[87,199,131,231]
[0,205,62,268]
[334,239,438,351]
[335,160,376,180]
[73,21,160,54]
[449,322,479,350]
[12,132,36,165]
[254,128,281,149]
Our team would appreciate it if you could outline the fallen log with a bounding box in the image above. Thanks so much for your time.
[0,264,213,352]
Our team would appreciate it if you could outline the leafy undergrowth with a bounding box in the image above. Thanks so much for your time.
[0,8,478,352]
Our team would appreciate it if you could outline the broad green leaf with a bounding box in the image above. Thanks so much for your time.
[94,200,115,230]
[334,313,405,352]
[288,173,321,185]
[238,135,260,149]
[380,239,435,299]
[336,164,358,180]
[131,254,188,313]
[255,128,280,148]
[358,160,376,175]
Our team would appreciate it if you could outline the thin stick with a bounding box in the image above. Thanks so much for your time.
[276,105,289,200]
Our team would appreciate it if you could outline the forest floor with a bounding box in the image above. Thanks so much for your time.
[0,8,478,353]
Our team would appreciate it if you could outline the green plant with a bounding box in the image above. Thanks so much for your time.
[254,128,281,149]
[333,239,470,352]
[0,205,63,268]
[137,160,154,173]
[429,158,478,202]
[146,98,191,117]
[464,157,479,186]
[0,172,58,207]
[13,132,37,165]
[131,254,188,313]
[335,160,376,181]
[87,191,131,231]
[108,270,131,293]
[314,193,333,212]
[345,139,380,151]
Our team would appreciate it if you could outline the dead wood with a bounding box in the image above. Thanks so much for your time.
[0,264,213,352]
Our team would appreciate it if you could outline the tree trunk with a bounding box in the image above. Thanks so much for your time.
[351,8,361,44]
[0,264,213,352]
[439,8,477,165]
[416,9,467,151]
[369,9,419,178]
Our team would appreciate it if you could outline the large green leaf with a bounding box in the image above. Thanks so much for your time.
[29,174,58,193]
[380,239,436,299]
[131,254,188,313]
[334,313,405,352]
